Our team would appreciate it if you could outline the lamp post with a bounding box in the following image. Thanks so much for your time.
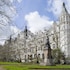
[36,45,39,63]
[24,26,28,62]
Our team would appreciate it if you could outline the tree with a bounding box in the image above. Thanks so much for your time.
[0,0,17,32]
[52,48,65,64]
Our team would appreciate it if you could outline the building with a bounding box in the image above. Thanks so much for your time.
[59,3,70,58]
[49,3,70,59]
[4,3,70,62]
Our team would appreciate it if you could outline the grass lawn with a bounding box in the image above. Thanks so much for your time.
[0,62,70,70]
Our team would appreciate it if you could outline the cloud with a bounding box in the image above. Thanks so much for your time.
[17,0,22,3]
[10,0,22,3]
[65,0,70,13]
[47,0,63,17]
[25,11,53,33]
[46,0,70,18]
[0,25,21,45]
[10,26,21,37]
[11,26,20,33]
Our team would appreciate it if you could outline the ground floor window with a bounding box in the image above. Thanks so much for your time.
[38,54,40,58]
[42,54,44,59]
[34,54,36,58]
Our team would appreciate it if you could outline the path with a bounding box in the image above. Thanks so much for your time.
[0,66,5,70]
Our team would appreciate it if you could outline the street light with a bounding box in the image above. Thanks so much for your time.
[24,25,28,62]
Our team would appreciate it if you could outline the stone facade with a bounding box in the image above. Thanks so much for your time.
[49,3,70,58]
[59,3,70,58]
[4,28,49,62]
[4,3,70,62]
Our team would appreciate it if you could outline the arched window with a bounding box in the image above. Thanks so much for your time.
[34,54,36,58]
[42,54,44,59]
[53,44,55,49]
[38,54,40,58]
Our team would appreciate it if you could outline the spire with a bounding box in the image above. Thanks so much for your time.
[24,25,28,39]
[25,25,27,32]
[9,35,12,43]
[62,2,68,14]
[63,2,65,7]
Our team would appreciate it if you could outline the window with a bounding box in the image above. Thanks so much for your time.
[53,44,55,49]
[38,54,40,58]
[53,36,55,41]
[42,54,44,59]
[34,54,36,58]
[41,46,42,50]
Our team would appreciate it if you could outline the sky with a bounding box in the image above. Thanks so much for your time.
[12,0,70,33]
[1,0,70,44]
[13,0,55,32]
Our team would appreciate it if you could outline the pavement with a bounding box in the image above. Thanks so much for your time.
[0,66,5,70]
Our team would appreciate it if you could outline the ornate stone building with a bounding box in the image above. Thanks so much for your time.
[59,3,70,58]
[48,22,59,49]
[4,3,70,62]
[4,27,49,62]
[49,3,70,58]
[15,28,48,62]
